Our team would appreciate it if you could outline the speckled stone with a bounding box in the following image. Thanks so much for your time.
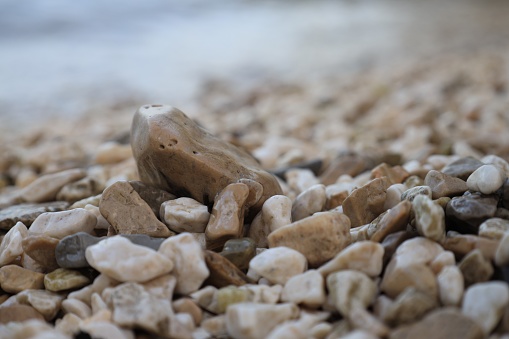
[0,265,45,293]
[401,186,432,202]
[22,234,60,272]
[204,250,251,288]
[467,164,506,195]
[0,202,69,230]
[424,170,468,199]
[369,200,411,242]
[0,305,45,324]
[441,156,484,180]
[44,268,91,292]
[220,237,256,271]
[458,249,493,287]
[446,193,498,234]
[15,289,65,321]
[129,180,176,218]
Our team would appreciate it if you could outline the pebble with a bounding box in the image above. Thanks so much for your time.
[442,233,499,260]
[462,281,509,335]
[401,185,432,202]
[205,182,249,250]
[383,288,438,327]
[160,197,210,233]
[129,180,176,218]
[84,204,110,229]
[173,298,203,326]
[61,298,92,319]
[496,232,509,266]
[0,201,68,230]
[370,163,410,185]
[327,270,376,316]
[467,164,506,194]
[437,265,464,306]
[268,211,351,267]
[458,249,493,287]
[94,141,133,164]
[131,105,282,212]
[291,184,326,221]
[325,182,354,210]
[22,234,60,271]
[0,265,45,293]
[319,153,369,186]
[441,156,484,180]
[44,268,91,292]
[381,231,417,267]
[15,289,65,321]
[281,269,326,308]
[141,273,177,301]
[403,175,424,189]
[285,168,320,194]
[482,154,509,176]
[369,200,411,242]
[220,237,256,270]
[85,236,174,283]
[226,302,299,339]
[412,195,445,242]
[318,241,384,278]
[201,315,228,337]
[0,221,27,266]
[19,168,87,203]
[342,177,391,227]
[29,208,97,239]
[68,273,117,305]
[424,170,468,199]
[248,194,292,248]
[0,304,45,324]
[99,180,174,237]
[158,233,209,295]
[215,285,253,314]
[248,246,307,284]
[446,193,498,234]
[394,237,444,266]
[429,250,455,274]
[0,319,70,339]
[80,321,134,339]
[478,217,509,240]
[384,184,407,210]
[56,177,103,203]
[204,250,251,288]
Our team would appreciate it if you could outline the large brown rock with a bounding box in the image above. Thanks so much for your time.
[131,105,282,212]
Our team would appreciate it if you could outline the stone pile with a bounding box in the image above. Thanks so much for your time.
[1,54,509,338]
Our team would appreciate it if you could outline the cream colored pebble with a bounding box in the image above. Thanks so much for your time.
[160,197,210,233]
[248,246,307,285]
[437,265,464,306]
[291,184,326,221]
[281,270,326,308]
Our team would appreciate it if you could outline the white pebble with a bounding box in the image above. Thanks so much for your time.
[29,208,97,239]
[281,270,326,308]
[160,198,210,233]
[437,265,464,306]
[248,247,307,285]
[291,184,326,221]
[412,195,445,242]
[467,164,506,194]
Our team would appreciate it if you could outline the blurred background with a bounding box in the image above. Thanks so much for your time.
[0,0,508,131]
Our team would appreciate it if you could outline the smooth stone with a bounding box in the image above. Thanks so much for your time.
[142,274,177,302]
[21,234,60,271]
[80,321,133,339]
[462,281,509,335]
[291,184,326,222]
[383,288,438,327]
[441,156,484,180]
[160,197,210,233]
[281,269,325,308]
[86,236,173,283]
[158,233,209,295]
[503,178,509,209]
[384,183,407,210]
[413,195,446,242]
[205,183,249,250]
[429,250,456,274]
[44,268,91,292]
[248,247,307,285]
[216,285,253,314]
[267,311,330,339]
[389,308,483,339]
[442,233,499,260]
[437,265,464,306]
[424,170,468,199]
[446,193,498,233]
[318,241,384,278]
[84,204,110,230]
[204,250,250,288]
[131,105,282,213]
[342,177,391,227]
[479,218,509,240]
[94,140,133,164]
[381,231,417,267]
[129,180,175,218]
[0,221,27,266]
[271,159,323,181]
[394,237,444,267]
[369,200,411,242]
[325,183,354,210]
[29,208,96,239]
[268,211,351,267]
[19,168,87,203]
[482,154,509,176]
[99,181,174,237]
[220,238,256,271]
[0,304,45,324]
[248,195,292,248]
[201,315,228,338]
[70,194,101,209]
[56,177,103,203]
[61,298,92,319]
[226,302,299,339]
[285,168,320,194]
[403,175,424,189]
[370,163,410,185]
[0,202,68,230]
[0,265,45,293]
[467,164,506,195]
[15,289,65,321]
[496,232,509,266]
[319,153,370,186]
[401,186,432,202]
[173,298,203,326]
[458,249,493,287]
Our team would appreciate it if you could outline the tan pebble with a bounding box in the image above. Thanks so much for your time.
[29,208,97,239]
[204,250,250,288]
[0,221,28,266]
[68,274,118,305]
[248,246,307,285]
[424,170,467,199]
[479,217,509,240]
[248,195,292,248]
[281,269,326,308]
[309,322,333,339]
[190,285,217,311]
[429,250,455,274]
[268,211,351,267]
[238,178,264,209]
[95,141,133,164]
[19,168,86,203]
[370,163,410,185]
[84,309,113,323]
[61,298,92,319]
[84,204,110,229]
[0,265,45,293]
[160,197,210,233]
[348,303,389,337]
[319,153,368,186]
[482,154,509,176]
[56,177,103,203]
[339,330,379,339]
[412,195,445,242]
[384,183,406,210]
[437,265,464,306]
[0,304,45,324]
[44,268,90,292]
[383,288,438,327]
[267,311,330,339]
[70,194,102,209]
[325,186,352,211]
[15,167,38,188]
[22,234,60,271]
[173,298,202,326]
[215,285,252,314]
[369,200,411,243]
[426,155,460,171]
[458,249,493,287]
[286,168,320,194]
[373,294,393,321]
[15,289,65,321]
[401,185,432,202]
[201,315,228,337]
[291,184,326,221]
[403,174,425,189]
[55,313,82,336]
[350,224,370,242]
[442,233,499,260]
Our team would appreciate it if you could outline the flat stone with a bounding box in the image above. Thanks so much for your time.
[458,249,493,287]
[394,237,444,267]
[0,202,68,230]
[369,200,411,242]
[319,153,370,185]
[462,281,509,335]
[129,180,175,218]
[478,217,509,240]
[281,269,326,308]
[21,234,60,271]
[29,208,96,239]
[437,265,464,306]
[413,195,446,242]
[291,184,326,221]
[424,170,468,199]
[401,185,432,202]
[205,183,249,250]
[248,194,292,248]
[15,289,65,321]
[268,211,351,267]
[99,181,174,237]
[0,221,28,266]
[131,105,282,213]
[220,237,256,271]
[342,177,391,227]
[56,177,103,203]
[441,156,484,180]
[467,164,506,195]
[204,250,250,288]
[370,163,410,185]
[326,183,354,210]
[160,197,210,233]
[248,246,307,285]
[446,193,498,233]
[0,305,45,324]
[44,268,91,292]
[80,322,133,339]
[383,288,438,327]
[18,168,87,203]
[85,236,173,283]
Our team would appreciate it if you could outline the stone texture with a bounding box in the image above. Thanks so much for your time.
[0,305,45,324]
[381,231,417,267]
[29,208,96,239]
[131,105,282,212]
[160,197,210,233]
[248,194,292,248]
[369,200,411,242]
[0,265,45,293]
[0,202,68,230]
[86,236,173,283]
[401,186,432,202]
[205,182,249,250]
[0,221,27,266]
[204,250,250,288]
[281,269,326,308]
[441,156,484,180]
[220,237,256,271]
[458,249,493,287]
[127,180,176,218]
[99,180,174,237]
[44,268,91,292]
[437,265,464,306]
[442,233,499,260]
[446,193,498,234]
[19,168,87,203]
[383,288,438,327]
[429,250,455,274]
[15,289,65,321]
[268,211,351,267]
[342,177,391,227]
[248,246,307,284]
[479,217,509,240]
[291,184,326,221]
[412,195,446,242]
[22,234,60,271]
[56,177,103,203]
[370,163,410,185]
[424,170,468,199]
[467,164,506,194]
[394,237,444,267]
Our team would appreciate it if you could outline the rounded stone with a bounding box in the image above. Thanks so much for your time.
[248,246,307,285]
[160,197,210,233]
[467,164,506,195]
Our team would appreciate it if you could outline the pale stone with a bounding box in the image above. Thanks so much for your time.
[201,315,228,338]
[429,250,455,274]
[226,302,299,339]
[55,313,81,336]
[325,183,354,210]
[479,218,509,240]
[0,304,44,324]
[267,311,329,339]
[173,298,202,326]
[248,247,307,285]
[339,330,379,339]
[0,221,28,266]
[467,164,506,194]
[29,208,96,239]
[442,233,499,260]
[61,298,92,319]
[369,200,412,243]
[281,270,326,308]
[160,197,210,233]
[248,195,292,248]
[327,270,376,316]
[437,265,464,306]
[318,241,384,278]
[412,195,446,242]
[268,211,351,267]
[142,274,177,300]
[482,154,509,176]
[383,288,438,327]
[0,319,68,339]
[44,268,90,292]
[0,265,45,293]
[424,170,468,199]
[95,141,133,164]
[190,286,217,311]
[68,274,118,305]
[158,233,209,295]
[80,321,135,339]
[215,285,252,314]
[85,236,173,283]
[239,284,282,304]
[496,232,509,266]
[84,204,110,229]
[462,281,509,335]
[394,237,444,266]
[291,184,326,221]
[15,289,65,321]
[19,168,86,203]
[285,168,320,194]
[384,184,406,210]
[91,293,109,314]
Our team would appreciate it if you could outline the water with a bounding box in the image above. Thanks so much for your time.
[1,0,508,128]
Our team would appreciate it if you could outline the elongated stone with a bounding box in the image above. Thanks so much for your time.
[369,200,411,242]
[467,164,506,195]
[22,234,60,271]
[19,168,87,203]
[29,208,96,239]
[0,221,28,266]
[160,197,210,233]
[291,184,326,221]
[0,202,69,230]
[0,265,45,293]
[441,157,484,180]
[44,268,91,292]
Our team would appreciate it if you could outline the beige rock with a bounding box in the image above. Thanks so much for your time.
[190,285,217,311]
[55,313,82,336]
[29,208,97,239]
[15,289,65,321]
[383,288,438,327]
[401,186,432,202]
[215,285,253,314]
[369,200,411,243]
[458,249,493,287]
[325,183,354,210]
[248,194,292,248]
[267,311,330,339]
[86,236,173,283]
[80,321,134,339]
[44,268,91,292]
[99,181,174,237]
[437,265,464,306]
[268,211,351,267]
[0,221,27,266]
[424,170,468,199]
[204,250,251,288]
[201,315,228,338]
[84,204,111,229]
[384,184,407,210]
[160,197,210,233]
[56,177,103,203]
[281,270,326,308]
[286,168,320,194]
[327,270,376,316]
[0,304,45,324]
[342,177,391,227]
[141,274,177,301]
[61,298,92,319]
[173,298,202,326]
[205,182,249,250]
[19,168,87,203]
[291,184,326,221]
[339,330,379,339]
[131,105,281,213]
[68,273,118,305]
[496,232,509,266]
[248,246,307,285]
[0,265,45,293]
[370,163,410,185]
[479,218,509,240]
[429,250,455,274]
[129,180,176,218]
[22,234,60,271]
[95,141,133,164]
[91,293,109,314]
[395,237,444,266]
[467,164,506,194]
[442,233,499,260]
[412,195,445,242]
